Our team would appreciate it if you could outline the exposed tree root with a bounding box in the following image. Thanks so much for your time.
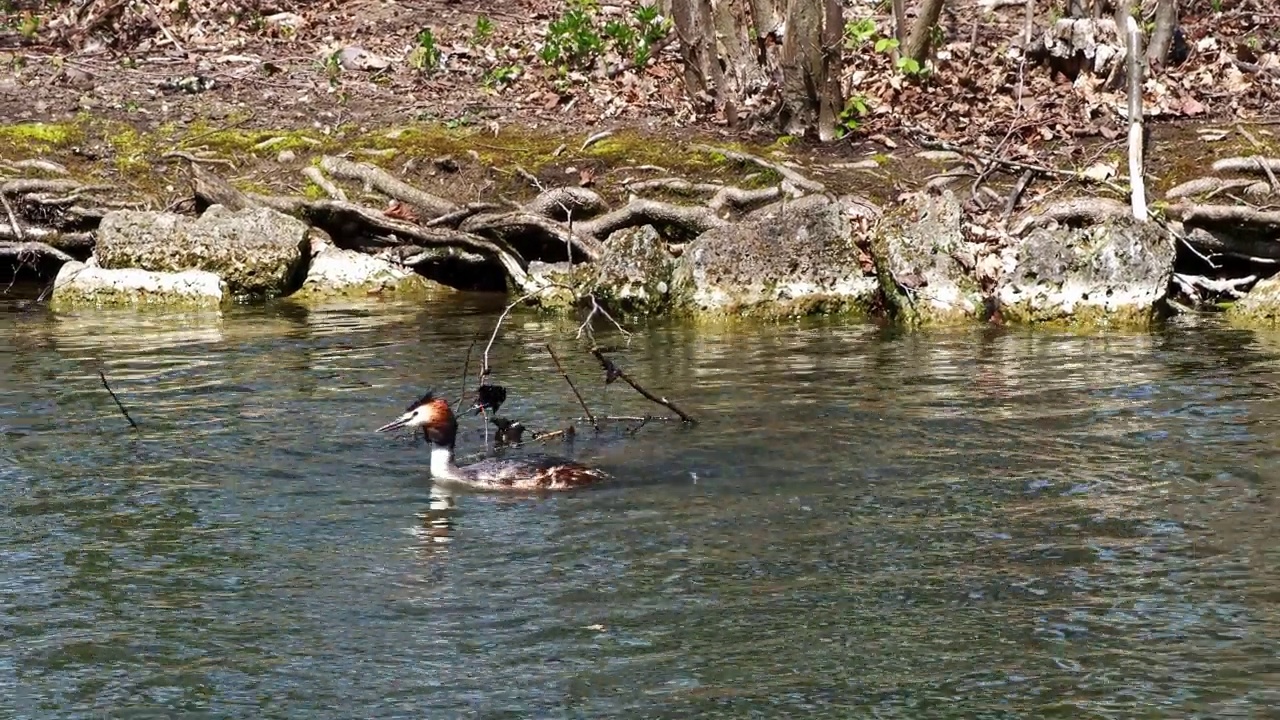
[1172,273,1256,304]
[1165,177,1255,200]
[691,144,826,194]
[302,166,348,201]
[318,155,456,218]
[1173,223,1280,264]
[459,211,602,263]
[622,177,782,212]
[245,194,533,288]
[1211,157,1280,175]
[1011,197,1132,235]
[578,198,729,239]
[0,240,76,263]
[523,187,608,220]
[1167,203,1280,236]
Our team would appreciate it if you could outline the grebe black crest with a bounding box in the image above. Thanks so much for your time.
[376,391,609,491]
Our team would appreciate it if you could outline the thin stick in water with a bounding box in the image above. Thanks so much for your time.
[545,343,599,433]
[454,328,483,410]
[99,371,139,430]
[589,347,697,424]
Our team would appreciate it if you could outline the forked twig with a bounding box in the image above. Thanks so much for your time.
[99,371,138,430]
[589,347,696,424]
[481,290,542,379]
[546,344,599,432]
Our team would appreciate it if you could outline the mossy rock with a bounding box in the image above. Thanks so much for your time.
[872,191,984,327]
[49,261,229,311]
[997,217,1173,329]
[95,205,310,298]
[1225,275,1280,328]
[287,247,452,303]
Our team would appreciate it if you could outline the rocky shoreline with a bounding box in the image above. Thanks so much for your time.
[4,120,1280,330]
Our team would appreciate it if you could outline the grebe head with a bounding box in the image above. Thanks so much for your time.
[376,391,458,446]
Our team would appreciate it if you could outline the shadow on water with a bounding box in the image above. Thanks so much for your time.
[4,297,1280,718]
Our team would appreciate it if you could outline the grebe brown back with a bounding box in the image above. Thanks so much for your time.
[376,391,609,491]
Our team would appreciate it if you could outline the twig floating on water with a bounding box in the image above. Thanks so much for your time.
[98,371,139,430]
[589,347,697,425]
[546,344,599,433]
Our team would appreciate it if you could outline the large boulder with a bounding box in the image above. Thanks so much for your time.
[49,260,227,309]
[95,205,310,297]
[997,217,1174,326]
[872,191,985,325]
[288,247,450,302]
[672,195,878,318]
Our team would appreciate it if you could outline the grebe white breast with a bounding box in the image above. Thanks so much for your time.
[376,392,609,491]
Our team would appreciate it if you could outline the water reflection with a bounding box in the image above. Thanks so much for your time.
[4,299,1280,717]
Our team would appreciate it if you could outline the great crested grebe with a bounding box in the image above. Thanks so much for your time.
[376,391,610,491]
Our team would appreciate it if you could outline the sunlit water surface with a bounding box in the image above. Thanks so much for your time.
[3,295,1280,719]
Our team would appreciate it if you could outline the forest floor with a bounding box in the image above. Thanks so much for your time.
[1,0,1279,203]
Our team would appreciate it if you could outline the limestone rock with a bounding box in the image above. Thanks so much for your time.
[874,191,985,325]
[998,217,1174,326]
[95,205,310,297]
[1226,275,1280,327]
[525,225,684,315]
[49,260,227,310]
[288,247,447,301]
[588,225,683,315]
[674,195,878,317]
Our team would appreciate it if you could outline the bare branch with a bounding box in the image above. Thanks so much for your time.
[590,347,696,424]
[546,344,599,433]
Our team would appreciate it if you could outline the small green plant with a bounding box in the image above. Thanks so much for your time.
[603,19,638,61]
[874,36,899,54]
[630,3,671,66]
[410,28,442,71]
[896,55,923,75]
[19,11,40,39]
[322,50,342,86]
[844,18,877,47]
[837,94,869,137]
[483,65,522,89]
[472,15,495,45]
[541,0,604,69]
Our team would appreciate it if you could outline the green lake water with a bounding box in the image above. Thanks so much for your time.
[2,294,1279,718]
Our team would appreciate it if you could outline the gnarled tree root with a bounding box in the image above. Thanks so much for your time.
[1012,197,1133,236]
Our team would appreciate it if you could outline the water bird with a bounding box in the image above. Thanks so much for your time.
[489,417,527,446]
[377,391,609,491]
[472,383,507,415]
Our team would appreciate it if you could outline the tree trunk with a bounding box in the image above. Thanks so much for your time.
[669,0,843,140]
[904,0,948,63]
[1146,0,1178,68]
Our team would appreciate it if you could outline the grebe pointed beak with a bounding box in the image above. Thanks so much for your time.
[376,412,414,433]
